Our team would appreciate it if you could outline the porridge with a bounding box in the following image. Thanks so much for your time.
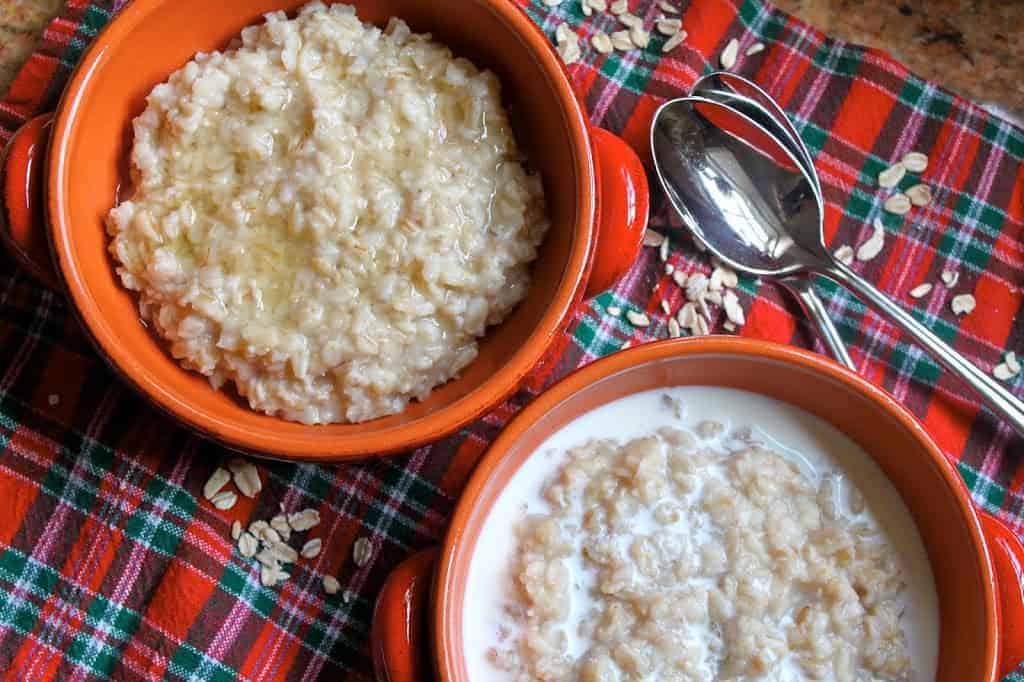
[106,2,548,423]
[463,387,939,681]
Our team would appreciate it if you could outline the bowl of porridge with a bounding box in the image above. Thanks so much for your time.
[0,0,648,458]
[372,337,1024,682]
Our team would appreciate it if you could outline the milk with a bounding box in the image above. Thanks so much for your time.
[461,386,940,681]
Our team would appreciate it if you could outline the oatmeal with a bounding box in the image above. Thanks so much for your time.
[463,387,939,681]
[106,2,548,423]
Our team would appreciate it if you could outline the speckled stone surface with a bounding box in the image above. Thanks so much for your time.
[0,0,1021,125]
[774,0,1024,125]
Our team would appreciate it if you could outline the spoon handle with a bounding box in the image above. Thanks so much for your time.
[823,261,1024,435]
[779,276,855,370]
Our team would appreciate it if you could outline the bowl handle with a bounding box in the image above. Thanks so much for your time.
[1,113,60,290]
[585,127,649,298]
[371,548,439,682]
[979,510,1024,677]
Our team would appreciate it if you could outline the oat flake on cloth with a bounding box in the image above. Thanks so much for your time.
[1,0,1022,679]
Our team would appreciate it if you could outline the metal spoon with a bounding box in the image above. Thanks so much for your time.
[690,72,853,369]
[651,96,1024,434]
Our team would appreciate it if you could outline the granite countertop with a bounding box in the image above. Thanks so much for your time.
[0,0,1021,125]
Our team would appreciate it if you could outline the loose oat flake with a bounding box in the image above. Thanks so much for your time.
[856,219,885,262]
[723,290,745,327]
[745,42,765,56]
[238,532,258,558]
[210,490,238,511]
[662,30,686,52]
[611,30,634,51]
[353,537,374,567]
[261,564,287,587]
[951,293,976,316]
[901,151,928,173]
[626,310,651,327]
[686,273,709,302]
[203,468,231,501]
[884,193,912,215]
[270,514,292,541]
[905,184,932,207]
[660,300,672,316]
[643,229,664,247]
[323,575,341,595]
[232,462,262,499]
[668,318,682,338]
[671,269,687,288]
[607,305,622,317]
[231,520,242,540]
[909,283,933,299]
[630,26,650,49]
[656,17,682,35]
[834,245,855,266]
[877,162,906,189]
[301,538,323,559]
[288,509,321,531]
[658,0,678,13]
[1006,352,1021,375]
[591,31,613,54]
[659,236,670,262]
[720,38,739,69]
[941,270,959,287]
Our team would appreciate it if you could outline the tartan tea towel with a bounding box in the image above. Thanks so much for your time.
[1,0,1023,679]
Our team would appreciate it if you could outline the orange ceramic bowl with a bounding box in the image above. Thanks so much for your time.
[0,0,649,461]
[373,337,1024,682]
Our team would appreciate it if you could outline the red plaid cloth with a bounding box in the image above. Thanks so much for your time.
[1,0,1022,679]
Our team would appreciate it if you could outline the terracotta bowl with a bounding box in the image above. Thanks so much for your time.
[372,337,1024,682]
[0,0,649,461]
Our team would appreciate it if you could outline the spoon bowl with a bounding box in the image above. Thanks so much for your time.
[652,93,1024,434]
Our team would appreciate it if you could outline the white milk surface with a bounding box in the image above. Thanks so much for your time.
[461,386,939,681]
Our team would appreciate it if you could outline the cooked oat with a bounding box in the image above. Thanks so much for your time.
[108,3,548,424]
[491,428,915,680]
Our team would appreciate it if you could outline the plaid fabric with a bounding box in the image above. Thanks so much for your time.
[1,0,1022,678]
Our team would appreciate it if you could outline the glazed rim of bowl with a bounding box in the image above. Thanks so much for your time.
[435,337,998,681]
[44,0,596,459]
